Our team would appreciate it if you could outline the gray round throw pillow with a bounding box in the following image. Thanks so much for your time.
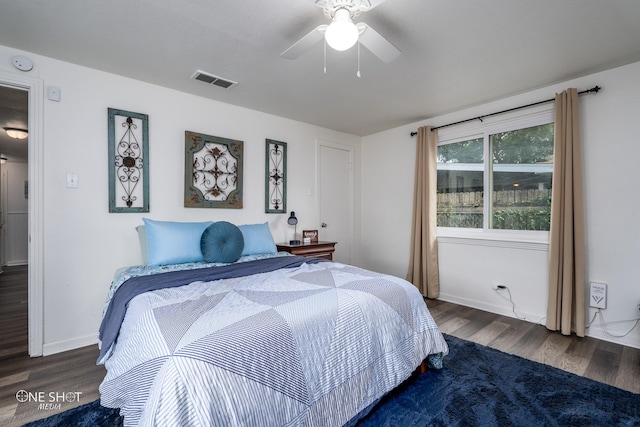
[200,221,244,263]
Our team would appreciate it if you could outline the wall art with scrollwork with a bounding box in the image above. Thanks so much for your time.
[265,139,287,213]
[108,108,149,213]
[184,131,243,209]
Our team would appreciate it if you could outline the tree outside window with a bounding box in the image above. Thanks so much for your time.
[437,123,553,231]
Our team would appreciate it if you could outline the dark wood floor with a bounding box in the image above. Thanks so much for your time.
[0,267,638,426]
[0,265,28,360]
[0,265,107,426]
[426,298,640,394]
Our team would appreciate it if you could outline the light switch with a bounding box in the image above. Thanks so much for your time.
[47,86,61,102]
[66,173,78,189]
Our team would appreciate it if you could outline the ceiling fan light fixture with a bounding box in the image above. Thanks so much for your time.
[325,8,359,51]
[3,127,28,140]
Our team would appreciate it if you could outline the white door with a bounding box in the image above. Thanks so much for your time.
[318,141,353,264]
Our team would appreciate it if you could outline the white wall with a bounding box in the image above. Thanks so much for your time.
[1,160,28,265]
[362,60,640,349]
[2,41,638,355]
[0,44,361,355]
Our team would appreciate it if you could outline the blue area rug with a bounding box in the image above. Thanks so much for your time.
[24,334,640,426]
[358,335,640,427]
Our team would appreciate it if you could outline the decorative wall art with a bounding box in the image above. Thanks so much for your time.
[184,131,243,208]
[108,108,149,213]
[265,139,287,213]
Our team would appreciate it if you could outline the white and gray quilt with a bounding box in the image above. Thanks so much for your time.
[98,255,448,426]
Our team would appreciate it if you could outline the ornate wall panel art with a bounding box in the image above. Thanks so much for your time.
[265,139,287,213]
[185,131,243,208]
[108,108,149,213]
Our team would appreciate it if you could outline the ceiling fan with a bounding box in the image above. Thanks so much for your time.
[281,0,401,64]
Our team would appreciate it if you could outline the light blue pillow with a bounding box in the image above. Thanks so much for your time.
[239,222,277,256]
[142,218,213,266]
[200,222,244,263]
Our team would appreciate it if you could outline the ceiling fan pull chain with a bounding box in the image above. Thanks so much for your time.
[356,41,361,77]
[324,39,327,74]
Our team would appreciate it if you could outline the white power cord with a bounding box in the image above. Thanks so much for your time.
[494,285,546,325]
[585,308,640,338]
[492,285,640,333]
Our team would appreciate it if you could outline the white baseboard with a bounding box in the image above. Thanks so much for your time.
[437,293,640,350]
[438,292,545,326]
[42,334,98,356]
[5,260,28,266]
[585,323,640,350]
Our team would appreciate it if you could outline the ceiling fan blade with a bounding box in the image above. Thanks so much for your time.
[281,25,327,59]
[356,23,400,63]
[360,0,388,11]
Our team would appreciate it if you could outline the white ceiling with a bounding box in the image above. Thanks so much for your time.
[1,0,640,142]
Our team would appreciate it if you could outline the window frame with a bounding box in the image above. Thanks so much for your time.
[436,106,554,243]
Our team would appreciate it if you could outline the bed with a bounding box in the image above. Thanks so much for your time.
[97,219,449,426]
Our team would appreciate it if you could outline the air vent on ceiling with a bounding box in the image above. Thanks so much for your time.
[191,70,237,89]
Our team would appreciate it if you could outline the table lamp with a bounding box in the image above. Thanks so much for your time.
[288,211,300,245]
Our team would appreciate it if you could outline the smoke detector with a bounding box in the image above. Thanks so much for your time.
[12,55,33,72]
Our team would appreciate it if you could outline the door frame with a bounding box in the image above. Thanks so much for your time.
[0,160,4,269]
[316,139,355,264]
[0,70,44,356]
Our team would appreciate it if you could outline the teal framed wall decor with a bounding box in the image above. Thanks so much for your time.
[265,139,287,213]
[185,131,243,208]
[108,108,149,213]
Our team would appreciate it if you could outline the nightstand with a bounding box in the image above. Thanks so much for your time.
[276,241,337,260]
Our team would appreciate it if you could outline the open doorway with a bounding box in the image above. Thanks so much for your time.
[0,85,29,359]
[0,70,43,357]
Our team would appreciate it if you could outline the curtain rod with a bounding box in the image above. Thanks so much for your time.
[409,85,601,137]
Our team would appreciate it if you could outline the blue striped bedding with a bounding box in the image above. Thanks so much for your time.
[98,255,449,426]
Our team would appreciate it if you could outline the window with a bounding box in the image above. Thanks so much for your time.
[437,137,484,228]
[437,117,554,234]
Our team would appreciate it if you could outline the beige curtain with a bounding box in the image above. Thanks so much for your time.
[407,126,440,298]
[546,88,586,336]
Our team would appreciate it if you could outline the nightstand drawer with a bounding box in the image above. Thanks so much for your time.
[276,241,337,260]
